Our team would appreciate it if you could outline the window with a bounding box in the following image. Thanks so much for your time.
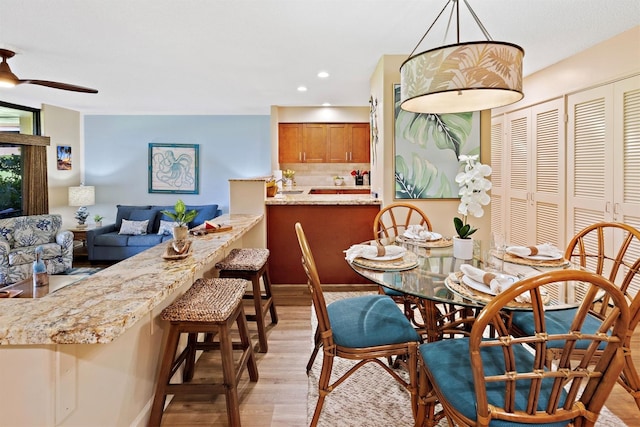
[0,101,43,218]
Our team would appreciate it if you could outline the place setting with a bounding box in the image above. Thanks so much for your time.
[445,264,550,309]
[345,242,419,271]
[502,243,570,267]
[394,224,453,248]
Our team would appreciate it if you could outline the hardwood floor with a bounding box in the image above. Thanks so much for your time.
[156,299,640,426]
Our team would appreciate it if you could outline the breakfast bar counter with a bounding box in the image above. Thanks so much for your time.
[0,213,262,426]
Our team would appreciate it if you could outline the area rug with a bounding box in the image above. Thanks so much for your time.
[307,292,627,427]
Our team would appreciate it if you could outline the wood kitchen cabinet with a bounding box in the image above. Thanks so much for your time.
[278,123,303,163]
[278,122,370,163]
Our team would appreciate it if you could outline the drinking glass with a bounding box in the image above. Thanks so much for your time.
[489,232,506,271]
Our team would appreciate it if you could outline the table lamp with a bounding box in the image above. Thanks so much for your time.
[68,185,95,228]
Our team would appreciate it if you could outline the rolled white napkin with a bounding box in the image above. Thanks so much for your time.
[459,264,530,302]
[508,243,562,258]
[403,224,437,241]
[344,244,406,262]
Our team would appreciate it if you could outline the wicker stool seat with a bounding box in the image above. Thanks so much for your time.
[149,278,259,427]
[216,248,278,353]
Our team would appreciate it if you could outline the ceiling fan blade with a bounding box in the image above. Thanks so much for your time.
[18,79,98,93]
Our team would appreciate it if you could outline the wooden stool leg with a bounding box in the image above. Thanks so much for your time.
[219,320,242,427]
[149,323,181,426]
[262,268,278,324]
[183,332,197,382]
[251,274,269,353]
[237,306,259,381]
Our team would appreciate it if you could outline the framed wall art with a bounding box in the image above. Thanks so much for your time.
[148,143,199,194]
[56,145,72,170]
[394,84,480,199]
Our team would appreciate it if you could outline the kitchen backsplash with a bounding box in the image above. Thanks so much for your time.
[279,163,370,186]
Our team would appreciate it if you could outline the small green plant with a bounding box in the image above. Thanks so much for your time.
[453,216,477,239]
[93,214,104,222]
[161,199,198,227]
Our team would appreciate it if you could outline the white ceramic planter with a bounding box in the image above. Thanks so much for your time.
[453,236,474,259]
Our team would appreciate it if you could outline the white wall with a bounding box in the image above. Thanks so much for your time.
[42,104,83,228]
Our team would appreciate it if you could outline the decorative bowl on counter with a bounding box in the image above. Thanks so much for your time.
[333,177,344,186]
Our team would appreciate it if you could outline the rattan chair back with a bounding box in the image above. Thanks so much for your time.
[420,269,630,426]
[373,202,432,244]
[564,221,640,408]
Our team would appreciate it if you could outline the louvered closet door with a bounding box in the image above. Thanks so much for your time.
[613,76,640,297]
[567,85,614,237]
[531,99,565,248]
[490,116,505,236]
[506,109,531,245]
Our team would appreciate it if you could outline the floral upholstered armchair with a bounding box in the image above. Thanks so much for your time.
[0,214,74,286]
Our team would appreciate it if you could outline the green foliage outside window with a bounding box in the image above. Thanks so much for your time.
[0,152,22,217]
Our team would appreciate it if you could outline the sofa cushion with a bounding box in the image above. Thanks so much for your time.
[13,215,61,248]
[127,234,164,247]
[115,205,152,229]
[8,243,63,266]
[157,220,179,236]
[129,209,157,234]
[94,233,130,247]
[119,219,148,235]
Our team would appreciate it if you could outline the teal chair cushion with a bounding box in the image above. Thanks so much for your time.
[420,339,569,427]
[382,287,405,297]
[511,309,606,350]
[327,295,420,348]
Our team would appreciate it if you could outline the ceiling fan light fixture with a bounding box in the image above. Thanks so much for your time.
[0,61,18,88]
[400,0,524,114]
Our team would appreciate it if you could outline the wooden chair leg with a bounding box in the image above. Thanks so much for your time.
[311,352,335,426]
[236,306,259,382]
[307,326,321,373]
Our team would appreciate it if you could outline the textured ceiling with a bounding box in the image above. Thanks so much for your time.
[0,0,638,115]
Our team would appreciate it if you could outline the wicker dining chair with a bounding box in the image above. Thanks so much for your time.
[510,221,640,409]
[416,269,630,427]
[295,222,420,426]
[372,203,432,326]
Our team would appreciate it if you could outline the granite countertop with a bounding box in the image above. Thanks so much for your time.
[0,214,262,345]
[265,185,381,206]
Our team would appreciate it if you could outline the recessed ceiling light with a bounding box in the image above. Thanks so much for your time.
[297,86,307,92]
[317,71,330,78]
[322,102,331,107]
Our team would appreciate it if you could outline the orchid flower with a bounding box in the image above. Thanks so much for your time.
[454,155,492,239]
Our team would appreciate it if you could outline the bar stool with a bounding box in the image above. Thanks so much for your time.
[149,278,259,427]
[216,248,278,353]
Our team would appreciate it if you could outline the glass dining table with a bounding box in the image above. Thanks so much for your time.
[348,240,588,342]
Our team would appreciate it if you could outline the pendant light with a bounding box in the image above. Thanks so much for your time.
[400,0,524,114]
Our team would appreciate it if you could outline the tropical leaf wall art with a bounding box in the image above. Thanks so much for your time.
[393,84,480,199]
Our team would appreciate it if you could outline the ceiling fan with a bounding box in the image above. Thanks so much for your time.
[0,48,98,93]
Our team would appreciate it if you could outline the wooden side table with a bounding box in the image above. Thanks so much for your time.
[68,226,93,260]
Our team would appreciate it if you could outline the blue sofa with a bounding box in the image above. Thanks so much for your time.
[86,204,220,262]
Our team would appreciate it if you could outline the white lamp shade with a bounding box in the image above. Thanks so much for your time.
[400,41,524,113]
[68,186,95,207]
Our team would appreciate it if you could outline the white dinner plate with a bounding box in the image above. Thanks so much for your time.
[462,275,496,295]
[506,246,563,260]
[461,274,519,296]
[401,232,443,242]
[360,251,405,261]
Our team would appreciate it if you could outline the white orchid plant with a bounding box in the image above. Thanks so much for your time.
[454,154,492,239]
